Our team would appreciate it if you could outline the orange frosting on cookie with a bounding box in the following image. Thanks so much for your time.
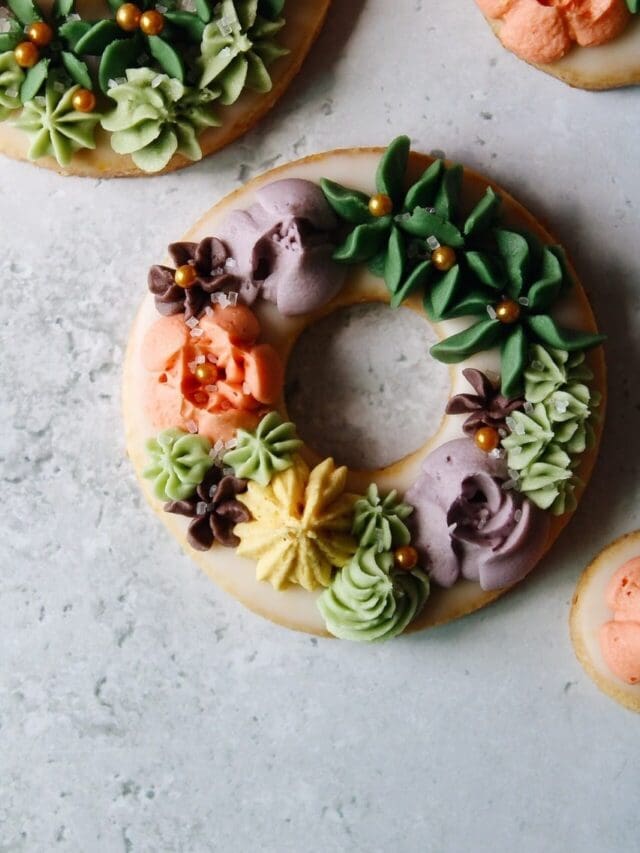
[141,305,283,442]
[599,558,640,685]
[476,0,630,64]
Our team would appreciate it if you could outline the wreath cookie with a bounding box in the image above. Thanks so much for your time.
[571,531,640,713]
[0,0,330,176]
[475,0,640,89]
[124,137,607,640]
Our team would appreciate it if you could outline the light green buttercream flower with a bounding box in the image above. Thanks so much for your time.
[223,411,302,487]
[0,52,24,121]
[101,68,220,173]
[524,345,594,404]
[198,0,288,104]
[352,484,413,552]
[517,444,577,515]
[143,428,214,501]
[318,547,430,642]
[544,382,593,455]
[502,404,554,471]
[14,82,100,166]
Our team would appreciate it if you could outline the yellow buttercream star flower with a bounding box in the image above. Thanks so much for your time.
[235,456,358,591]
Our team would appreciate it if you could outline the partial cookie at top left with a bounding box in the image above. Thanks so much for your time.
[0,0,331,176]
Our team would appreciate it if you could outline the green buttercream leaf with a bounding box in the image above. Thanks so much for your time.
[143,428,214,501]
[500,325,528,398]
[195,0,213,22]
[368,250,386,278]
[164,11,206,42]
[132,125,178,171]
[244,49,272,93]
[320,178,371,224]
[352,484,413,552]
[403,159,443,211]
[0,33,21,52]
[384,226,405,294]
[430,318,502,364]
[375,134,410,206]
[0,52,24,120]
[54,0,75,16]
[517,444,576,514]
[463,187,501,237]
[390,260,431,309]
[99,35,143,93]
[223,412,302,487]
[398,208,464,247]
[317,547,430,643]
[332,216,392,264]
[106,0,123,12]
[74,20,122,55]
[465,250,504,289]
[526,315,606,352]
[147,35,185,81]
[502,404,554,470]
[423,264,463,321]
[259,0,285,17]
[495,229,530,297]
[524,344,569,404]
[20,58,49,103]
[58,20,93,51]
[60,52,92,89]
[527,247,564,312]
[446,288,494,319]
[7,0,40,25]
[434,163,462,221]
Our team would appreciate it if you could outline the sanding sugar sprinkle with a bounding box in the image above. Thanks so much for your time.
[186,420,198,434]
[185,316,199,328]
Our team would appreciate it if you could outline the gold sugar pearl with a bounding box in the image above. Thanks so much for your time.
[431,245,457,272]
[394,545,418,571]
[14,41,39,69]
[140,9,165,35]
[495,298,521,325]
[72,88,97,113]
[194,363,217,384]
[116,3,142,31]
[27,21,54,47]
[474,426,500,453]
[368,193,393,218]
[174,264,197,288]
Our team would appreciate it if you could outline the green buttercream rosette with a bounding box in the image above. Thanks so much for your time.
[198,0,288,103]
[223,411,302,487]
[101,68,220,172]
[0,52,24,120]
[352,484,412,552]
[143,428,214,501]
[318,547,430,643]
[14,81,100,166]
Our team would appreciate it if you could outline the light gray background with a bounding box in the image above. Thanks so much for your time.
[2,2,639,851]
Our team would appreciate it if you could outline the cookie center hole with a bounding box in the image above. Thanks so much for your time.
[285,303,451,470]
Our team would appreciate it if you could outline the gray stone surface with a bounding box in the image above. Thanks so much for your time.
[1,1,639,851]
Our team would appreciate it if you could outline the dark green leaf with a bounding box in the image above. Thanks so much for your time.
[465,250,504,290]
[384,226,405,294]
[0,32,21,51]
[627,0,639,11]
[333,217,392,264]
[259,0,285,17]
[500,325,528,397]
[434,163,462,222]
[526,315,606,352]
[446,289,495,319]
[195,0,213,22]
[8,0,40,25]
[495,229,530,297]
[404,159,443,211]
[164,11,206,42]
[375,135,410,206]
[20,58,49,103]
[463,187,501,237]
[107,0,123,11]
[99,36,142,93]
[75,20,122,55]
[147,35,185,81]
[423,265,463,321]
[527,247,563,312]
[390,261,431,308]
[368,251,386,278]
[430,318,503,364]
[398,209,464,247]
[61,51,92,88]
[59,19,92,51]
[320,178,371,225]
[54,0,74,17]
[548,244,574,292]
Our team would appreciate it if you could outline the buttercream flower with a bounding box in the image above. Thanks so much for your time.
[148,237,243,321]
[234,457,359,591]
[446,368,524,435]
[352,484,413,552]
[223,411,302,486]
[141,303,283,443]
[143,428,214,501]
[476,0,631,65]
[0,52,24,121]
[406,438,550,590]
[164,466,250,550]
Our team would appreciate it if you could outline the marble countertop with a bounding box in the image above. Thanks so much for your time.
[2,2,639,851]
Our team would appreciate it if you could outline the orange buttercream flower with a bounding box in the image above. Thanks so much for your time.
[476,0,630,64]
[141,303,283,442]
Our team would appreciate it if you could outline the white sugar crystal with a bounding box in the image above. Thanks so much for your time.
[180,0,196,10]
[156,4,168,12]
[242,382,251,395]
[211,265,225,275]
[185,316,199,328]
[217,16,234,36]
[426,235,440,250]
[209,484,218,497]
[505,416,516,431]
[225,438,237,449]
[0,21,10,33]
[190,327,204,338]
[196,501,208,516]
[486,305,497,320]
[223,467,235,477]
[554,397,569,414]
[531,360,544,371]
[54,81,65,93]
[498,428,507,438]
[220,46,231,58]
[514,509,523,522]
[518,297,530,307]
[188,360,197,372]
[67,13,81,21]
[151,75,164,89]
[195,354,206,364]
[186,420,198,434]
[523,401,534,414]
[205,384,218,393]
[210,293,223,304]
[204,306,214,317]
[226,291,238,306]
[489,448,504,459]
[5,86,18,99]
[224,257,237,270]
[213,439,224,455]
[514,421,526,436]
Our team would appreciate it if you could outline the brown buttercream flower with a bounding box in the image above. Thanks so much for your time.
[446,368,523,435]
